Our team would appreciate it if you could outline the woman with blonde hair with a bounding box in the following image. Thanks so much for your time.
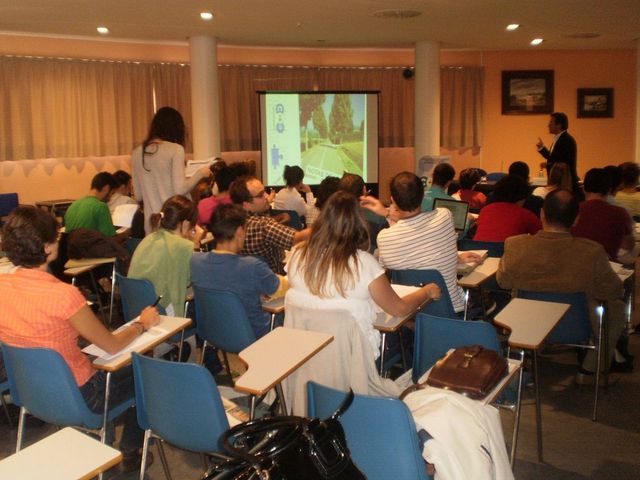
[533,163,572,199]
[285,191,440,358]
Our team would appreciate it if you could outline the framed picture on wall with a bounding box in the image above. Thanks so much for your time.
[577,88,613,118]
[501,70,554,115]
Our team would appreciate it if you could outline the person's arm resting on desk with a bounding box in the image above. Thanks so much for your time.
[368,274,441,318]
[70,306,159,355]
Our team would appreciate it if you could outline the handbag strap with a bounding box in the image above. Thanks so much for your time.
[328,388,355,421]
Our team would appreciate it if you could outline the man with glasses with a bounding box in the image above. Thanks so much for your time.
[229,176,310,274]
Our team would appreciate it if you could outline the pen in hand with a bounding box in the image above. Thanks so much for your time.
[151,295,162,308]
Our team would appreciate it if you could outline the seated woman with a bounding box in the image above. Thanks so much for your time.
[285,191,441,360]
[273,165,314,218]
[304,175,340,227]
[0,206,158,472]
[473,175,542,242]
[128,195,202,317]
[452,168,487,211]
[197,162,250,226]
[615,162,640,218]
[533,163,572,199]
[191,204,288,339]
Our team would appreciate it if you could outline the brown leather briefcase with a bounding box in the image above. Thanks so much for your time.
[425,345,508,400]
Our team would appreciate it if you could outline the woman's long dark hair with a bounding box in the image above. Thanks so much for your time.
[141,107,186,171]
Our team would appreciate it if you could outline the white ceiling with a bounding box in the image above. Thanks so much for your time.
[0,0,639,50]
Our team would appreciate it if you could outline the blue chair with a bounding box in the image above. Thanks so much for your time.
[116,273,195,360]
[457,239,505,258]
[132,353,230,480]
[1,343,134,451]
[516,290,604,422]
[307,382,431,480]
[192,286,256,381]
[486,172,507,182]
[0,193,19,220]
[271,209,304,230]
[390,269,458,319]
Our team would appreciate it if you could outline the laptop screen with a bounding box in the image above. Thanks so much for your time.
[433,198,469,230]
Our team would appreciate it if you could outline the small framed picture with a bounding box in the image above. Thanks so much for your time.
[502,70,554,115]
[577,88,613,118]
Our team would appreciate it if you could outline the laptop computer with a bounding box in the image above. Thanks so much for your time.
[433,198,469,231]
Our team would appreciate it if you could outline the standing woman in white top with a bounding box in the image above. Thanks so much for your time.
[273,165,314,217]
[131,107,211,234]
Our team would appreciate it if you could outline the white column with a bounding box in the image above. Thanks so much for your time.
[189,36,221,159]
[635,39,640,163]
[414,41,441,169]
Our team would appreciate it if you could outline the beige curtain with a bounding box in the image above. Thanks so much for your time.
[0,56,154,161]
[440,66,484,149]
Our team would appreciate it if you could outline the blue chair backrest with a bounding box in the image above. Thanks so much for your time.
[486,172,507,182]
[457,239,504,258]
[516,291,591,344]
[192,286,256,354]
[271,209,304,230]
[390,269,457,319]
[116,273,167,321]
[132,353,229,453]
[307,382,430,480]
[0,193,18,217]
[413,313,501,383]
[1,343,101,429]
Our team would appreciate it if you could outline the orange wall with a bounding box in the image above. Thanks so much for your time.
[482,50,636,178]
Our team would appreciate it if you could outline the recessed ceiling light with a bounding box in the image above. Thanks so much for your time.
[96,26,109,35]
[506,24,520,31]
[530,38,544,46]
[200,11,214,21]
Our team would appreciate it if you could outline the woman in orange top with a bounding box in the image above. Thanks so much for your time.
[0,206,159,472]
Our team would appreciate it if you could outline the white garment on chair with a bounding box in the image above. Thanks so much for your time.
[404,386,513,480]
[282,301,401,416]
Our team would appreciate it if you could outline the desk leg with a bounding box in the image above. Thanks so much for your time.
[101,372,112,444]
[249,395,257,420]
[398,329,408,371]
[379,333,387,376]
[270,313,276,331]
[177,330,186,362]
[510,350,525,468]
[463,289,470,321]
[532,349,543,463]
[109,263,116,327]
[89,271,107,324]
[275,383,288,416]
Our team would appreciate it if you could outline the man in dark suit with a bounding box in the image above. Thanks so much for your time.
[536,112,578,188]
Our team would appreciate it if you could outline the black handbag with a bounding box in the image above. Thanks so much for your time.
[203,390,366,480]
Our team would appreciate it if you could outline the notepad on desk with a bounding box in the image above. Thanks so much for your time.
[457,250,488,275]
[111,204,139,228]
[82,318,173,361]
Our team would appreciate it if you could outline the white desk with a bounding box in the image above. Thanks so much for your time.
[234,327,333,418]
[457,256,500,289]
[261,296,285,331]
[64,257,117,327]
[494,298,570,463]
[0,427,121,479]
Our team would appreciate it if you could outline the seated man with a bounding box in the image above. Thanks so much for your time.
[615,161,640,218]
[229,175,309,274]
[571,168,634,262]
[361,171,480,316]
[422,163,455,212]
[497,189,629,381]
[338,172,388,253]
[191,204,288,338]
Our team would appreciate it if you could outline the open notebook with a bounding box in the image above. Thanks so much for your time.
[457,250,489,275]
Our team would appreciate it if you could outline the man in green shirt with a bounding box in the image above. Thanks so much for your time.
[65,172,120,238]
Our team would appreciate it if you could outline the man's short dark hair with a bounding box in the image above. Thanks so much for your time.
[390,172,424,211]
[583,168,610,195]
[551,112,569,130]
[209,203,247,243]
[1,206,58,268]
[91,172,116,191]
[338,173,365,196]
[603,165,621,194]
[619,162,640,187]
[432,163,455,187]
[229,175,255,204]
[459,168,481,190]
[112,170,132,188]
[543,189,578,228]
[508,161,530,181]
[493,175,529,203]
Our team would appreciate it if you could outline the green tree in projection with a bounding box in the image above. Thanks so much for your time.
[311,106,329,140]
[329,94,354,144]
[299,94,325,150]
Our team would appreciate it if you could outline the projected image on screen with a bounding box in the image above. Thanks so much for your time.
[261,92,378,186]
